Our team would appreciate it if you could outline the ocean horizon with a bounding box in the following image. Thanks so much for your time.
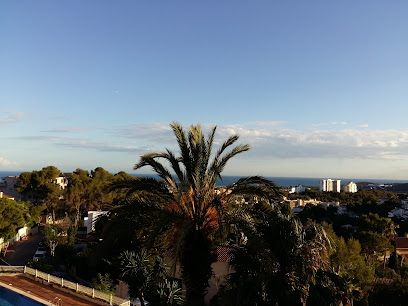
[2,171,408,188]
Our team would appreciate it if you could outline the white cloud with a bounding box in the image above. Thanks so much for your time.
[0,156,18,167]
[111,123,408,161]
[12,122,408,164]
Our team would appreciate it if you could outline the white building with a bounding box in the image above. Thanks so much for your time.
[52,175,69,190]
[319,179,341,193]
[342,182,358,193]
[288,185,306,194]
[85,211,109,234]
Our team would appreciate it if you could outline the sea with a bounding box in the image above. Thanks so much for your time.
[2,171,408,188]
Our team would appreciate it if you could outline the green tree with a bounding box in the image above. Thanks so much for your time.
[89,167,115,210]
[0,198,29,255]
[64,168,92,226]
[43,224,68,257]
[109,122,280,305]
[356,213,394,264]
[16,166,63,221]
[368,279,408,305]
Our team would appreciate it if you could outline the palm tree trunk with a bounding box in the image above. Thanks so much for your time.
[181,230,214,306]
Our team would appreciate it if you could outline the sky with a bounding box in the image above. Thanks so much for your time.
[1,1,408,179]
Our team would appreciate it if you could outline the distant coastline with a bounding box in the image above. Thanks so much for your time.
[2,171,408,188]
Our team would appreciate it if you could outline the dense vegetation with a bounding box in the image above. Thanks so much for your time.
[7,123,408,305]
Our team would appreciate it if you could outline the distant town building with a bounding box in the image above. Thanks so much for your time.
[52,175,69,190]
[342,181,358,193]
[319,179,341,193]
[0,191,14,200]
[288,185,306,194]
[0,176,21,201]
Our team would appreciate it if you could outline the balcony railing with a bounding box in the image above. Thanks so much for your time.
[0,265,130,306]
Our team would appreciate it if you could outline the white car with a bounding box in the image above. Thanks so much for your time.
[128,298,149,306]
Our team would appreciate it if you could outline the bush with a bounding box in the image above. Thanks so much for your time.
[27,258,54,274]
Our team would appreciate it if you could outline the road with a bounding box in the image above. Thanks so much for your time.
[2,233,44,266]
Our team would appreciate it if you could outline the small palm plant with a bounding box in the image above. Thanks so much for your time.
[120,250,152,306]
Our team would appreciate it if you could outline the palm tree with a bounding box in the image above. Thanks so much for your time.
[215,209,346,305]
[110,122,281,305]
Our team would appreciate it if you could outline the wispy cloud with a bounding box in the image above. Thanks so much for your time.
[12,135,152,154]
[41,128,88,133]
[311,121,348,128]
[56,139,149,153]
[46,114,76,120]
[113,123,174,144]
[11,122,408,162]
[0,110,23,125]
[244,121,287,127]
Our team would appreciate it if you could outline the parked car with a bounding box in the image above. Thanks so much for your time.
[33,252,46,261]
[33,248,47,261]
[37,246,47,253]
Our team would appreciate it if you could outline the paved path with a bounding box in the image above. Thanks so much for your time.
[0,274,105,305]
[2,233,44,265]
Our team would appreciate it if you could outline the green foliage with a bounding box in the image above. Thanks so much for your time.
[16,166,62,205]
[330,236,375,287]
[64,167,127,226]
[0,198,28,240]
[214,213,346,305]
[156,280,185,306]
[356,213,394,259]
[15,166,64,223]
[368,279,408,305]
[27,258,54,274]
[26,202,45,227]
[120,250,184,306]
[92,273,116,294]
[120,249,184,306]
[43,224,68,256]
[120,249,152,301]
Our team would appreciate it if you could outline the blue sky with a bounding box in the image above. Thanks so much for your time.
[1,1,408,179]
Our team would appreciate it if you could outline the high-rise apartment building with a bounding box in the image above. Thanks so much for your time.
[342,181,358,193]
[319,179,341,192]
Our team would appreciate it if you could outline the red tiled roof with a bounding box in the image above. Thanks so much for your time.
[395,237,408,249]
[215,246,235,263]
